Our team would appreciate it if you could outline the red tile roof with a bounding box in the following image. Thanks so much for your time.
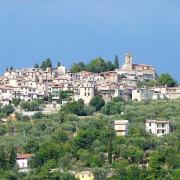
[17,154,33,159]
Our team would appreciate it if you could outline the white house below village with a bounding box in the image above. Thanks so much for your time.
[16,154,33,173]
[146,120,170,137]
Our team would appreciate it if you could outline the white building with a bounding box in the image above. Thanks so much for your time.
[114,120,129,136]
[146,120,170,137]
[16,154,33,172]
[74,82,95,104]
[132,88,154,101]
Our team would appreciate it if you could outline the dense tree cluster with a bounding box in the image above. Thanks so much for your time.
[137,73,177,88]
[70,57,119,73]
[20,100,41,111]
[0,98,179,179]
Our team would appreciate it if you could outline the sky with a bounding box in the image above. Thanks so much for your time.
[0,0,180,81]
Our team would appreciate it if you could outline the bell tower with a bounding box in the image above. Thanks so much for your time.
[121,53,133,70]
[125,53,133,65]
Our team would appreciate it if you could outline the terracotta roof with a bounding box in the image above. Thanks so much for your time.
[17,154,33,159]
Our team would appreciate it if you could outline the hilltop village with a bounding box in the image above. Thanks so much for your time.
[0,53,179,107]
[0,54,180,179]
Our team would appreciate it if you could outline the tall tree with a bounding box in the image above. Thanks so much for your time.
[157,73,177,87]
[89,96,105,111]
[57,61,61,67]
[41,58,52,70]
[114,55,119,69]
[34,63,39,68]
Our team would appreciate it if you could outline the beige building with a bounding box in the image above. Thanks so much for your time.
[74,82,95,104]
[114,120,129,136]
[74,171,94,180]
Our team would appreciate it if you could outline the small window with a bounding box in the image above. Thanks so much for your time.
[149,123,151,126]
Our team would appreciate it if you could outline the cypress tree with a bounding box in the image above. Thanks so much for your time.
[114,55,119,69]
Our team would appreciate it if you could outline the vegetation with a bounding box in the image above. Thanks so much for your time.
[70,57,115,73]
[0,98,179,179]
[40,58,53,70]
[89,96,105,111]
[137,73,177,88]
[20,100,41,111]
[114,55,119,69]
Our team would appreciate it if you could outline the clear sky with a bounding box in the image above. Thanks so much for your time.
[0,0,180,81]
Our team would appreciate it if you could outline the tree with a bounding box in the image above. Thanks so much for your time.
[157,73,177,87]
[32,112,44,119]
[57,61,61,67]
[86,57,107,73]
[89,96,105,111]
[20,101,40,111]
[12,98,21,107]
[1,104,15,116]
[34,63,39,68]
[41,58,52,70]
[8,146,16,169]
[24,139,39,153]
[106,61,115,71]
[70,62,85,73]
[114,55,119,69]
[60,99,86,116]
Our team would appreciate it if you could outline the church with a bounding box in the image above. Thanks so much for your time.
[116,53,156,81]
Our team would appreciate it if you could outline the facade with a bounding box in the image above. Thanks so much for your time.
[146,120,170,137]
[132,88,154,101]
[16,154,33,172]
[74,171,94,180]
[1,53,179,105]
[114,120,129,136]
[74,82,95,104]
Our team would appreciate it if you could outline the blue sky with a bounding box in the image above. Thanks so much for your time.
[0,0,180,81]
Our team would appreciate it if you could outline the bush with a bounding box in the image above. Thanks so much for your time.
[32,112,44,119]
[89,96,105,111]
[84,106,96,116]
[20,101,40,111]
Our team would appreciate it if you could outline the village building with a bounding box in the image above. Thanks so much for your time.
[146,120,170,137]
[74,82,95,104]
[74,171,94,180]
[16,154,33,172]
[114,120,129,136]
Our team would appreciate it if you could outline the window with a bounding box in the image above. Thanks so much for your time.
[84,93,86,96]
[149,123,151,126]
[162,130,165,134]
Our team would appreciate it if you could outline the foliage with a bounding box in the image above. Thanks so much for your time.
[0,99,179,179]
[89,96,105,111]
[70,58,115,73]
[114,55,119,69]
[12,98,21,107]
[40,58,52,70]
[157,73,177,87]
[0,104,15,117]
[20,100,40,111]
[32,112,44,119]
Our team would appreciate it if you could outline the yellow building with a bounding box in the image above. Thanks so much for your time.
[75,171,94,180]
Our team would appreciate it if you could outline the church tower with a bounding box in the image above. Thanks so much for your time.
[121,53,133,70]
[125,53,133,65]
